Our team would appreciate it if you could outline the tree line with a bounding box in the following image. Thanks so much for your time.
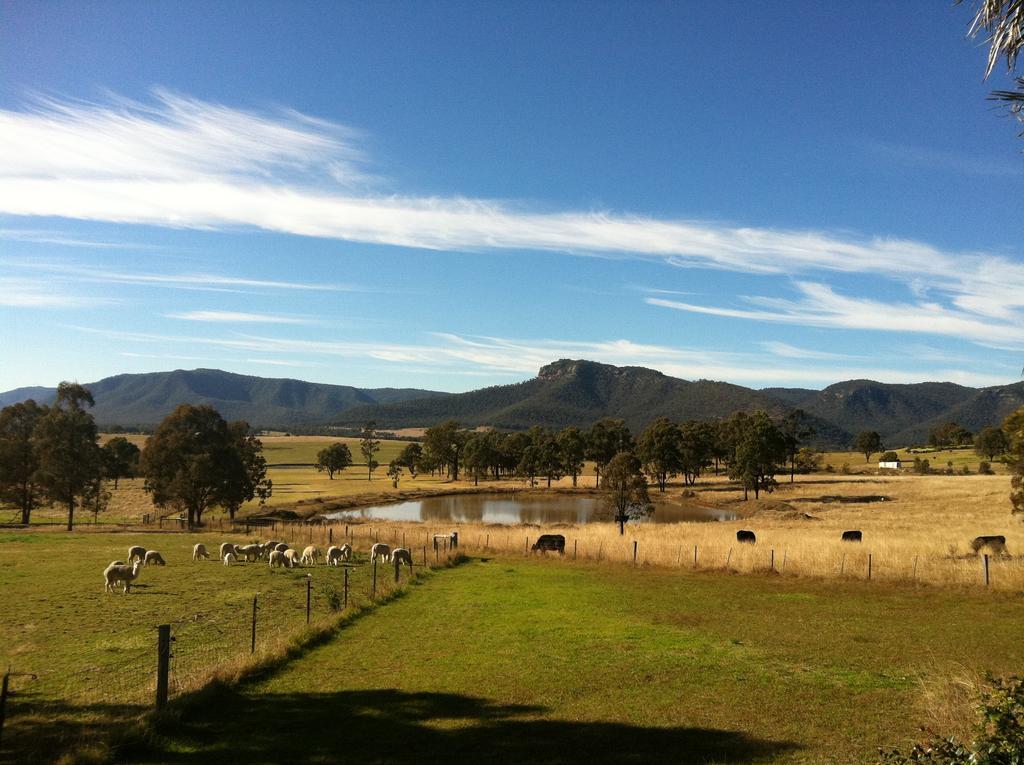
[0,384,271,529]
[340,411,819,502]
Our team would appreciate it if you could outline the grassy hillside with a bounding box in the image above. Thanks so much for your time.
[890,382,1024,445]
[126,557,1024,764]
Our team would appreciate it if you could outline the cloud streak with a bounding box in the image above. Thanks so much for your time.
[166,310,314,324]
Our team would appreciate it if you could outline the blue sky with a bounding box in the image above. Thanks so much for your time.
[1,1,1022,393]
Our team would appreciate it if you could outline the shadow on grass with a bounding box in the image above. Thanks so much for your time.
[0,694,148,765]
[129,688,798,764]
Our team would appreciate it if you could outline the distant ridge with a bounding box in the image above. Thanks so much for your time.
[0,369,448,430]
[2,362,1019,447]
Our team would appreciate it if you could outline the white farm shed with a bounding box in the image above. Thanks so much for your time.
[878,459,902,469]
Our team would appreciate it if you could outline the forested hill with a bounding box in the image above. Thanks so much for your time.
[334,360,1020,448]
[0,369,448,430]
[336,359,794,433]
[4,362,1020,447]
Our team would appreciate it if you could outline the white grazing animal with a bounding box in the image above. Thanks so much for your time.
[193,543,210,561]
[370,543,391,564]
[326,546,343,566]
[284,549,302,568]
[219,542,239,560]
[237,543,262,562]
[391,548,413,567]
[127,545,146,564]
[268,550,287,568]
[104,561,142,593]
[223,551,237,566]
[338,543,352,562]
[301,545,320,566]
[144,550,166,566]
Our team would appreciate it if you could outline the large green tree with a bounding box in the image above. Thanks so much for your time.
[600,451,653,534]
[556,426,587,488]
[32,383,103,531]
[315,442,353,479]
[781,410,816,483]
[586,419,632,488]
[141,404,270,526]
[423,420,467,481]
[397,442,423,477]
[975,426,1010,460]
[729,411,787,500]
[636,417,682,492]
[1003,406,1024,515]
[101,436,140,489]
[0,399,47,524]
[855,430,883,463]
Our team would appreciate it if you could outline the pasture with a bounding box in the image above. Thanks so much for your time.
[120,556,1024,764]
[0,530,432,764]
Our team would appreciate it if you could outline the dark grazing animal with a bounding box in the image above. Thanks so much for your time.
[736,530,756,544]
[531,534,566,554]
[841,530,863,543]
[970,535,1008,555]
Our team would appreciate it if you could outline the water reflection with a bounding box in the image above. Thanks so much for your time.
[324,493,735,525]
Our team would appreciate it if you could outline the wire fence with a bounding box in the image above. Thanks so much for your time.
[0,547,458,765]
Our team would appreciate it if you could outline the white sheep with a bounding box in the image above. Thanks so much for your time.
[104,561,142,593]
[219,542,240,560]
[391,548,413,567]
[268,550,287,568]
[326,546,343,566]
[301,545,321,566]
[274,542,289,553]
[127,545,147,564]
[262,540,280,557]
[284,549,302,568]
[338,543,352,561]
[237,543,262,562]
[223,551,237,566]
[370,543,391,564]
[193,543,210,561]
[144,550,166,566]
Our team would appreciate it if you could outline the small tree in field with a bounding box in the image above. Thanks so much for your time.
[32,383,103,531]
[387,459,402,488]
[397,442,422,477]
[600,451,653,534]
[359,422,380,481]
[975,426,1010,460]
[557,426,587,488]
[101,436,140,489]
[315,442,353,479]
[729,412,786,500]
[855,430,882,463]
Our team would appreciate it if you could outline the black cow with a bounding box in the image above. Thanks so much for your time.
[736,530,756,544]
[841,530,863,543]
[970,535,1008,555]
[531,534,566,554]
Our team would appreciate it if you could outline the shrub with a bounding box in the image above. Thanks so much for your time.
[913,457,931,475]
[980,461,994,475]
[824,463,834,473]
[959,465,971,475]
[878,675,1024,764]
[880,450,900,462]
[945,461,955,475]
[840,463,851,475]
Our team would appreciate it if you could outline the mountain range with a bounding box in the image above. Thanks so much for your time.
[2,361,1021,447]
[0,369,447,431]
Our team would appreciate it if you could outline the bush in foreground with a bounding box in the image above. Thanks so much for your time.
[879,675,1023,764]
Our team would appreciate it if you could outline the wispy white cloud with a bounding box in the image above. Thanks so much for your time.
[648,281,1024,350]
[67,325,1014,389]
[245,358,326,368]
[0,90,1021,328]
[0,277,111,308]
[760,341,858,361]
[166,310,314,325]
[864,139,1024,178]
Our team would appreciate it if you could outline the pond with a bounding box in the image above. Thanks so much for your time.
[324,492,736,525]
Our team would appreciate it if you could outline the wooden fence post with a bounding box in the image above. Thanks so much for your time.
[372,558,378,599]
[251,594,258,654]
[984,554,990,588]
[573,539,577,560]
[155,625,170,710]
[343,568,349,610]
[725,548,732,568]
[693,545,698,567]
[913,555,918,582]
[633,540,638,564]
[306,575,312,624]
[867,553,873,581]
[770,549,775,571]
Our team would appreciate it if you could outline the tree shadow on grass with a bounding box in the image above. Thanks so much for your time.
[128,688,799,764]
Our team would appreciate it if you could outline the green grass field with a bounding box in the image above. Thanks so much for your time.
[0,530,422,764]
[114,556,1024,765]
